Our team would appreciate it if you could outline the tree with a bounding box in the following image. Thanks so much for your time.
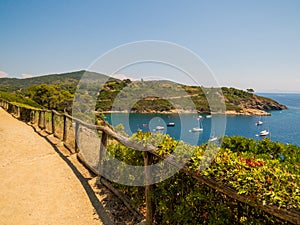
[246,88,255,93]
[26,84,73,112]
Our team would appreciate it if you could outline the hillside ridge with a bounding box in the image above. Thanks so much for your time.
[0,70,287,115]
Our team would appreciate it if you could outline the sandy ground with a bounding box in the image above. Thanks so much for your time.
[0,108,104,225]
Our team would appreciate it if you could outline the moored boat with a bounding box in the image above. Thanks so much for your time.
[192,127,203,132]
[156,126,165,130]
[259,130,269,136]
[192,118,203,132]
[256,120,263,126]
[167,122,175,127]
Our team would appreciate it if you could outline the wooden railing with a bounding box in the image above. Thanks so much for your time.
[0,99,299,225]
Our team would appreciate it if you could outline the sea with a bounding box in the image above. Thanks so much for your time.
[104,93,300,147]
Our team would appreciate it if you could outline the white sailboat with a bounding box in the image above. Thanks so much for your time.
[192,118,203,132]
[259,130,269,136]
[155,126,165,130]
[208,136,218,142]
[167,122,175,127]
[192,127,203,132]
[256,116,263,126]
[256,120,263,125]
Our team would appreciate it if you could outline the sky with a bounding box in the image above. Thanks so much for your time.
[0,0,299,92]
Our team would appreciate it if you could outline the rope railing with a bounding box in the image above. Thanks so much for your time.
[0,98,299,225]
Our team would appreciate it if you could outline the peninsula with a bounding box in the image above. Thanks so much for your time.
[0,70,287,115]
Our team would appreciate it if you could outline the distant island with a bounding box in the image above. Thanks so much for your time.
[0,70,287,115]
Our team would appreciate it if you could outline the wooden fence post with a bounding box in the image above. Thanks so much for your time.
[32,111,37,124]
[38,111,43,128]
[25,108,31,122]
[43,111,46,130]
[9,103,12,113]
[51,111,55,134]
[74,121,80,153]
[30,111,34,123]
[97,132,108,184]
[144,151,154,225]
[17,106,20,118]
[63,114,67,142]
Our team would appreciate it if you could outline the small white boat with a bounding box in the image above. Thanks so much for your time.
[192,127,203,132]
[256,116,263,126]
[192,118,203,132]
[256,120,263,126]
[208,136,218,142]
[167,122,175,127]
[155,126,165,130]
[259,130,269,136]
[206,115,212,118]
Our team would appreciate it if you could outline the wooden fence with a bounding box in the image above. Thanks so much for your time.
[0,99,299,225]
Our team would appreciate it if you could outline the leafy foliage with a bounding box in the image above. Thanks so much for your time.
[0,91,42,108]
[26,84,74,112]
[105,130,299,224]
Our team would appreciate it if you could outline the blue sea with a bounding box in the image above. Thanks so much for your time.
[105,93,300,146]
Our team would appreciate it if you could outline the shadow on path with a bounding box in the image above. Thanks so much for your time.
[30,125,114,225]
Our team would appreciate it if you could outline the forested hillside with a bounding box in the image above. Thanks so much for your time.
[0,70,287,114]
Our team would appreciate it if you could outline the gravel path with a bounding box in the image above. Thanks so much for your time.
[0,108,104,225]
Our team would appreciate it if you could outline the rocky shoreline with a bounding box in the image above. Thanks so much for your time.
[225,109,271,116]
[103,108,282,116]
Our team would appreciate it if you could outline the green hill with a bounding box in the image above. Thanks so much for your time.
[0,70,112,92]
[94,80,287,114]
[0,70,287,114]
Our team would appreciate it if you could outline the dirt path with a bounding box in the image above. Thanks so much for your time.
[0,108,104,225]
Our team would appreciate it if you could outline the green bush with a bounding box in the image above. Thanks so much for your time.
[105,132,299,224]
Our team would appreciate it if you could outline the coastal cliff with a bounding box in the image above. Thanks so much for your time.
[222,87,286,115]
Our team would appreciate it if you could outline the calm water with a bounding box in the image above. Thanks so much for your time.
[105,93,300,146]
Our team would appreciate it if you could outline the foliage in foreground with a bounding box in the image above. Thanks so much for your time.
[105,131,299,224]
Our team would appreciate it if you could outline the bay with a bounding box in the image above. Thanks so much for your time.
[104,93,300,146]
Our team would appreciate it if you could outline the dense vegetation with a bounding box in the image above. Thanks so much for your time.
[95,81,286,113]
[105,131,299,224]
[0,91,42,108]
[26,84,74,112]
[0,70,286,114]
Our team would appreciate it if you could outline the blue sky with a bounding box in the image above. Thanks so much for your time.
[0,0,299,92]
